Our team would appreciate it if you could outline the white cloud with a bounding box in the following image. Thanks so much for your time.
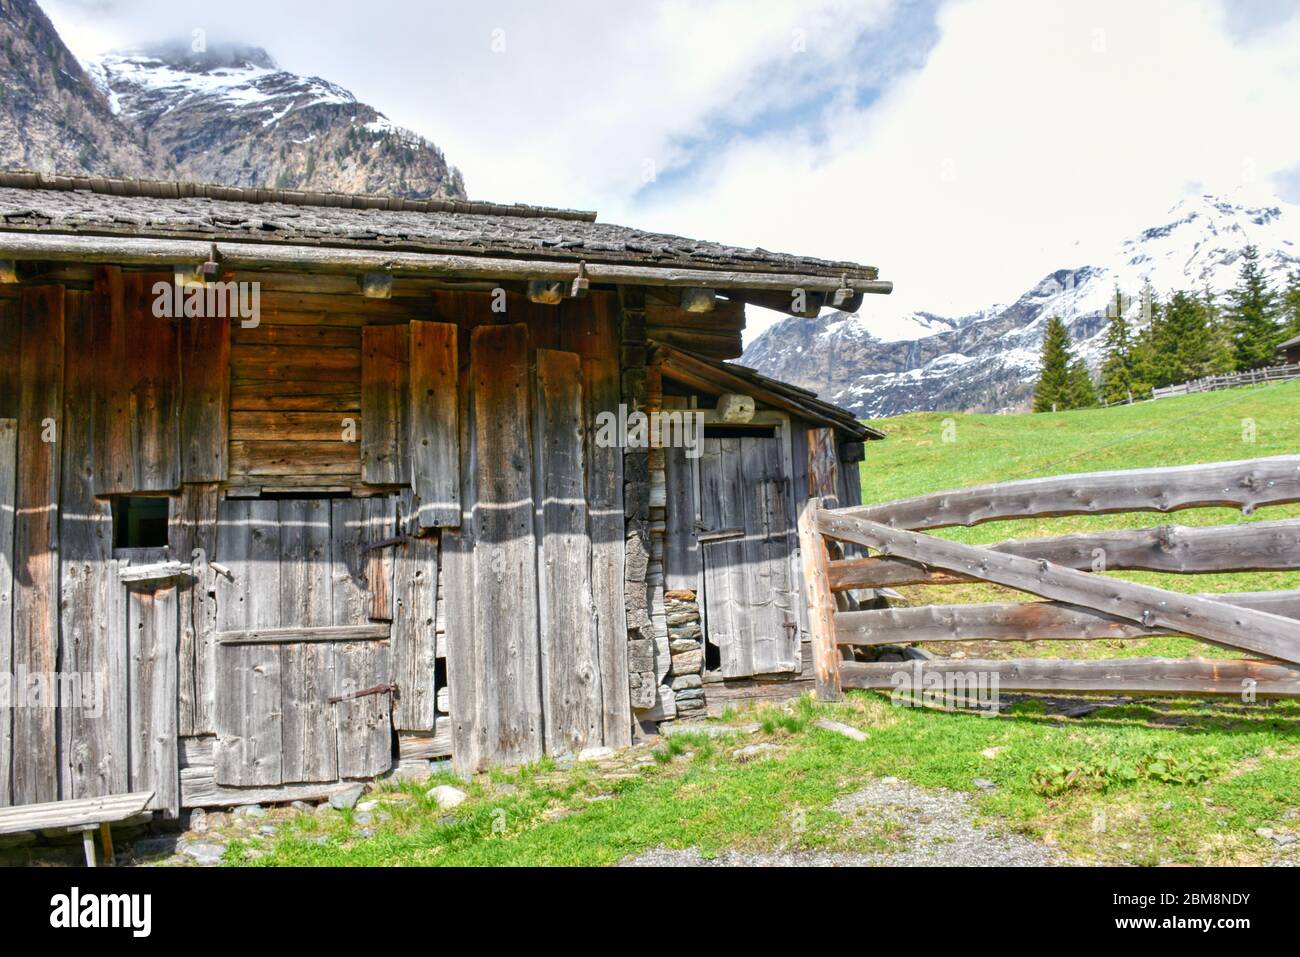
[629,0,1300,339]
[42,0,1300,346]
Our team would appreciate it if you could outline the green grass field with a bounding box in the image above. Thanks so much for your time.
[232,382,1300,868]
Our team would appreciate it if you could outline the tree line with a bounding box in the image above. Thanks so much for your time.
[1033,245,1300,412]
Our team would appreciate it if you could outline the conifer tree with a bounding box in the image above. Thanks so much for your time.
[1160,289,1216,382]
[1099,289,1137,403]
[1129,286,1162,397]
[1066,358,1098,408]
[1033,316,1075,412]
[1281,268,1300,343]
[1226,244,1282,369]
[1202,286,1237,375]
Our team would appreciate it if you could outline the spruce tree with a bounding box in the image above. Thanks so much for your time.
[1099,290,1137,403]
[1225,244,1282,369]
[1281,268,1300,342]
[1066,359,1098,408]
[1129,287,1162,397]
[1202,286,1237,375]
[1161,289,1216,382]
[1033,316,1075,412]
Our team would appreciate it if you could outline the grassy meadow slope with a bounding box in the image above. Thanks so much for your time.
[860,379,1300,659]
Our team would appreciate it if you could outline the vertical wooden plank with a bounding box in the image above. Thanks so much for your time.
[471,323,542,766]
[179,315,230,482]
[799,500,841,701]
[361,323,410,485]
[126,272,181,492]
[170,483,220,736]
[58,290,117,798]
[92,266,135,495]
[444,320,483,773]
[789,422,812,642]
[0,419,15,806]
[12,285,63,804]
[365,496,395,621]
[0,301,18,420]
[807,427,840,507]
[391,493,438,732]
[743,436,799,675]
[713,438,756,678]
[409,320,459,527]
[213,498,283,786]
[335,639,392,779]
[663,442,701,593]
[329,497,370,627]
[128,583,180,816]
[561,294,630,749]
[279,498,338,783]
[535,349,601,755]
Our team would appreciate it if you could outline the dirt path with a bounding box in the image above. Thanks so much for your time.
[623,777,1069,867]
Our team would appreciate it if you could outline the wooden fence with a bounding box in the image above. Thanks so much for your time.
[797,455,1300,701]
[1151,362,1300,400]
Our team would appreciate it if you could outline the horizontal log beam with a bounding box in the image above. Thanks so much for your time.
[216,624,390,645]
[836,589,1300,645]
[840,657,1300,698]
[0,231,890,295]
[816,512,1300,664]
[843,456,1300,530]
[118,561,193,583]
[828,519,1300,591]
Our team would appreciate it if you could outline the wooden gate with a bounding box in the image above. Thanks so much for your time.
[698,432,800,677]
[798,456,1300,701]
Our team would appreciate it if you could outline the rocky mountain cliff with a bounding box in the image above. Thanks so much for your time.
[743,195,1300,416]
[0,0,465,199]
[0,0,152,176]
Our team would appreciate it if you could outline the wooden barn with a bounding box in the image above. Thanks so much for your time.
[0,172,887,818]
[1280,334,1300,366]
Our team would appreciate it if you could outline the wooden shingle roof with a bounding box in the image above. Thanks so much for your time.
[0,171,879,281]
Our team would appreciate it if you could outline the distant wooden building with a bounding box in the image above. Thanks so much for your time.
[0,172,887,814]
[1280,334,1300,365]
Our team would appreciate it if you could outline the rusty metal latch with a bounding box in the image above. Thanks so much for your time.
[328,682,398,704]
[363,536,410,553]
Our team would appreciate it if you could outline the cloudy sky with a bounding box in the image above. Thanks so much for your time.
[43,0,1300,339]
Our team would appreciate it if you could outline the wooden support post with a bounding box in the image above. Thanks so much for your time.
[79,828,96,867]
[798,498,840,701]
[99,822,115,866]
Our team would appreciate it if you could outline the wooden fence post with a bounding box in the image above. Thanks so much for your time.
[798,498,841,701]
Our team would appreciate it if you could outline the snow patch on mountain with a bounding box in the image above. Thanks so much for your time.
[742,195,1300,418]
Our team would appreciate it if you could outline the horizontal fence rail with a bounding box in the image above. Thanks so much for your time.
[838,455,1300,531]
[1153,362,1300,400]
[827,519,1300,591]
[797,455,1300,702]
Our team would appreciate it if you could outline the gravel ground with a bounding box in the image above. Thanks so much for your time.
[622,777,1069,867]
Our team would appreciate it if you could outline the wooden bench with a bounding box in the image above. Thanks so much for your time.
[0,791,155,866]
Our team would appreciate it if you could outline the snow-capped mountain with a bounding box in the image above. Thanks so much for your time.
[0,0,464,199]
[85,42,465,199]
[743,195,1300,417]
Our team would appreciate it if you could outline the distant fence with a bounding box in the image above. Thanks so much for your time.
[797,456,1300,702]
[1152,362,1300,400]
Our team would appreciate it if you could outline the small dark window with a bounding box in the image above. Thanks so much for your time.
[703,424,777,439]
[113,497,170,549]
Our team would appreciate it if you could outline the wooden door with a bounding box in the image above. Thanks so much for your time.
[699,433,800,677]
[212,497,395,788]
